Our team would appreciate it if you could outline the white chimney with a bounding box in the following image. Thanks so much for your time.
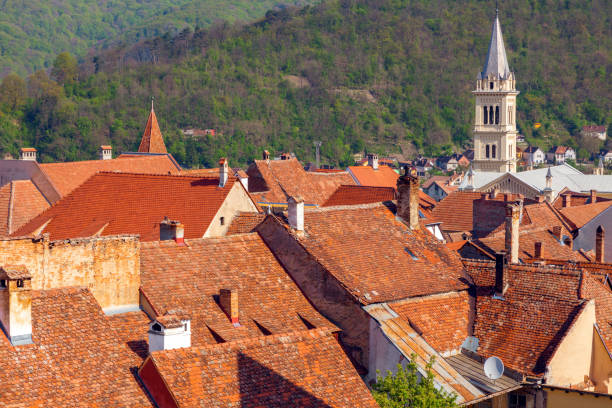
[288,196,304,231]
[19,148,37,161]
[148,314,191,353]
[367,153,379,170]
[99,145,112,160]
[219,158,229,187]
[0,265,33,346]
[159,218,185,245]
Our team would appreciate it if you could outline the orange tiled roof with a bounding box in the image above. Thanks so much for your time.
[552,191,611,209]
[39,154,180,196]
[581,273,612,354]
[463,260,607,376]
[14,173,237,241]
[108,310,152,360]
[2,181,50,235]
[138,108,167,153]
[322,185,395,206]
[347,165,399,188]
[226,212,266,235]
[273,203,468,304]
[143,328,379,408]
[247,158,355,205]
[389,291,470,354]
[140,234,334,346]
[0,287,151,407]
[558,200,612,230]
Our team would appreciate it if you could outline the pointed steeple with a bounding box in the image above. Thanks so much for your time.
[138,100,168,154]
[480,8,511,80]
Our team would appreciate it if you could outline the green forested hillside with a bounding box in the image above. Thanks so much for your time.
[0,0,312,76]
[0,0,610,168]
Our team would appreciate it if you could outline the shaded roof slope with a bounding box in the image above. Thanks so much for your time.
[146,328,379,408]
[0,181,50,236]
[322,185,395,207]
[140,234,333,345]
[0,287,151,407]
[138,108,167,153]
[14,173,236,241]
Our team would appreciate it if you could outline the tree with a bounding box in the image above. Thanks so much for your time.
[0,73,26,110]
[51,52,78,86]
[372,355,458,408]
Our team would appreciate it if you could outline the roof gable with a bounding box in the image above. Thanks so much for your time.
[138,108,167,153]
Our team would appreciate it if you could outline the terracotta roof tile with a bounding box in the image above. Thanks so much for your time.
[108,310,152,360]
[389,291,471,354]
[138,108,167,153]
[558,200,612,230]
[226,212,266,234]
[0,287,151,407]
[39,154,180,196]
[0,181,50,236]
[14,173,238,241]
[347,165,399,188]
[553,191,611,209]
[277,204,468,304]
[581,274,612,354]
[322,185,395,206]
[247,158,355,205]
[140,234,334,346]
[146,328,379,408]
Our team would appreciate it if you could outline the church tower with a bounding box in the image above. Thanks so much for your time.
[472,8,518,173]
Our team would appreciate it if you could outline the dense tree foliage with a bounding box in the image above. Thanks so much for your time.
[0,0,312,76]
[0,0,610,167]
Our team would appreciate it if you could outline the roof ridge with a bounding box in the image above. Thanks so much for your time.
[92,171,222,179]
[141,232,261,248]
[38,155,170,167]
[305,202,386,212]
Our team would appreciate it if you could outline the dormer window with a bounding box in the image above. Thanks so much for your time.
[404,247,419,260]
[490,82,494,89]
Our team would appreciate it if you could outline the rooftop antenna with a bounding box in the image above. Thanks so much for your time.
[314,140,322,169]
[151,96,155,111]
[496,0,499,17]
[483,356,504,382]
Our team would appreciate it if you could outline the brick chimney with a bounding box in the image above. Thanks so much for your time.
[494,252,508,296]
[590,189,597,204]
[552,225,563,241]
[397,166,420,230]
[288,196,304,232]
[505,204,520,263]
[367,153,379,170]
[159,218,185,245]
[219,158,229,187]
[99,145,112,160]
[534,242,543,259]
[561,193,571,208]
[263,150,270,161]
[0,266,33,346]
[19,148,36,161]
[148,314,191,352]
[219,289,239,326]
[596,226,605,263]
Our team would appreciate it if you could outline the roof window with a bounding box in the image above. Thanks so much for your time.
[404,247,419,260]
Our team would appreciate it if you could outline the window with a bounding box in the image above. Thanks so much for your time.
[495,106,500,124]
[490,81,494,89]
[509,144,513,158]
[486,145,490,158]
[0,280,6,288]
[404,247,419,260]
[509,393,526,408]
[483,106,488,124]
[489,106,494,124]
[16,280,23,288]
[508,106,513,124]
[220,216,225,226]
[492,145,496,158]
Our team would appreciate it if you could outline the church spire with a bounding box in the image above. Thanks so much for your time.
[138,101,168,154]
[480,7,510,80]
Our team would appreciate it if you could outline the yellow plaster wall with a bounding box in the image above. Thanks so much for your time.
[591,327,612,394]
[204,182,259,237]
[0,235,140,310]
[547,300,596,386]
[545,388,612,408]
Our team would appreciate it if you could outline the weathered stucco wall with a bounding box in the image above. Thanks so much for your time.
[205,182,259,237]
[591,327,612,394]
[0,235,140,310]
[547,300,595,387]
[544,387,612,408]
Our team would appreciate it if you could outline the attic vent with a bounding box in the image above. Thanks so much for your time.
[151,323,162,332]
[404,248,419,260]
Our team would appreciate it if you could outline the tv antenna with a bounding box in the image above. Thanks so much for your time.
[483,356,504,382]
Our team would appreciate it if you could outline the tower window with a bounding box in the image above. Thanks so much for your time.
[509,144,513,159]
[483,106,488,124]
[495,106,500,124]
[490,82,494,89]
[486,145,490,158]
[508,106,513,124]
[489,106,494,124]
[220,216,225,226]
[492,145,497,158]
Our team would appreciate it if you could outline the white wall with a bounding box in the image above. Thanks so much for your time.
[573,206,612,263]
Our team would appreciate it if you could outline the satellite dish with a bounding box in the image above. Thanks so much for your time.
[483,356,504,380]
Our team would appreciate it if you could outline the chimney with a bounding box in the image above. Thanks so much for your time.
[280,153,291,160]
[534,242,543,259]
[288,196,304,232]
[219,289,239,326]
[562,193,571,208]
[148,314,191,353]
[367,153,379,170]
[596,226,605,263]
[494,252,508,296]
[590,189,597,204]
[99,145,112,160]
[397,166,420,230]
[263,150,270,161]
[505,204,519,263]
[159,218,185,245]
[19,148,36,161]
[536,195,545,203]
[0,266,33,346]
[552,225,562,241]
[490,188,499,199]
[219,158,228,187]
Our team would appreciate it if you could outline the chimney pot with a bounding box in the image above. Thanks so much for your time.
[219,158,229,187]
[219,289,239,326]
[99,145,112,160]
[148,314,191,353]
[263,150,270,161]
[552,225,562,241]
[505,204,520,263]
[596,226,605,263]
[19,148,37,162]
[561,194,571,208]
[0,266,33,346]
[160,218,185,245]
[288,196,304,231]
[281,153,291,160]
[494,252,507,295]
[590,189,597,204]
[396,167,420,230]
[367,153,379,170]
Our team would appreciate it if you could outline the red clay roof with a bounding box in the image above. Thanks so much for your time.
[347,165,399,188]
[552,191,611,209]
[273,203,468,305]
[140,234,334,346]
[138,108,167,153]
[247,158,355,205]
[226,212,266,235]
[389,290,470,354]
[14,173,238,241]
[558,200,612,230]
[0,287,151,407]
[322,185,395,207]
[145,328,379,408]
[39,154,180,196]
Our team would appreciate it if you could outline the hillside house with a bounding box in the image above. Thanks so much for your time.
[582,125,607,141]
[523,146,545,165]
[546,146,576,164]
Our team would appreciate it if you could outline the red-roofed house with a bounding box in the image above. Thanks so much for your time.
[546,146,576,164]
[582,125,607,141]
[346,154,399,188]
